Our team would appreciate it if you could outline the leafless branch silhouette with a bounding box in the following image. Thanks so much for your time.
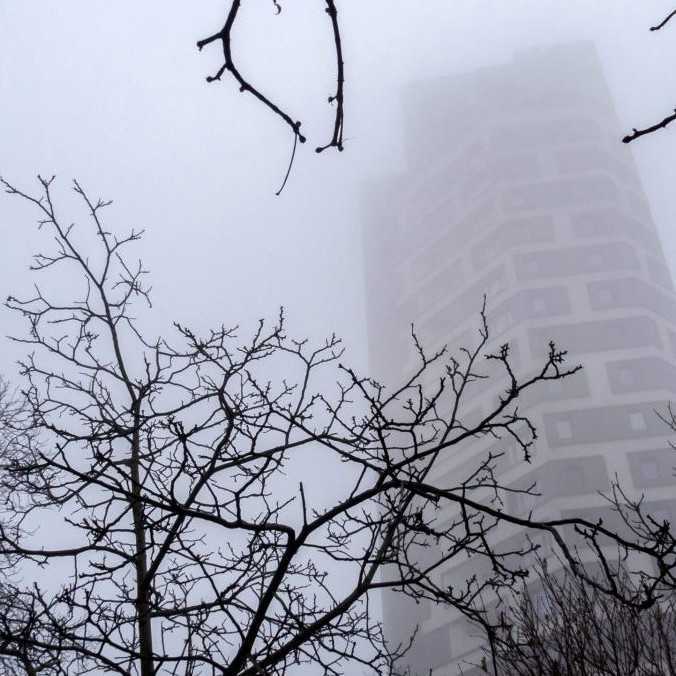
[0,177,674,675]
[197,1,344,193]
[482,557,676,675]
[623,7,676,144]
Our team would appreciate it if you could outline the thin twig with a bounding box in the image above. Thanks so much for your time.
[651,8,676,31]
[275,131,298,196]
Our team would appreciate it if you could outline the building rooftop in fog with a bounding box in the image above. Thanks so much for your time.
[363,42,676,675]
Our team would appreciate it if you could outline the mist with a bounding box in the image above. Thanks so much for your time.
[2,2,676,675]
[2,2,675,367]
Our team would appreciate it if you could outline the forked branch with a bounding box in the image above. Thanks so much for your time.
[197,1,344,192]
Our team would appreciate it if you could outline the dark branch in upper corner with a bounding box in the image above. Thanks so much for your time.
[650,8,676,31]
[622,7,676,144]
[623,109,676,144]
[315,1,344,154]
[197,1,345,191]
[197,1,306,145]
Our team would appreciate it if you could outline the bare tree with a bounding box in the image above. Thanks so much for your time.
[480,557,676,676]
[0,176,674,675]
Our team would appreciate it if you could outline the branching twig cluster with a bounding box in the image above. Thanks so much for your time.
[0,177,674,675]
[482,557,676,675]
[197,1,344,194]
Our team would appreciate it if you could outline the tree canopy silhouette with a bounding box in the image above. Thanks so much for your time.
[0,176,674,675]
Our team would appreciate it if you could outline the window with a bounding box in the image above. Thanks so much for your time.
[629,412,647,432]
[619,368,635,386]
[640,460,659,481]
[511,492,537,515]
[534,589,555,618]
[548,380,563,395]
[495,312,512,334]
[562,464,585,494]
[556,420,573,440]
[597,288,613,304]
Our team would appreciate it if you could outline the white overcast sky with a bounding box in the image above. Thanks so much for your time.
[1,1,676,377]
[2,4,676,674]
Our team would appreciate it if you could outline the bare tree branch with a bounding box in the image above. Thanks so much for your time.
[651,8,676,31]
[624,7,676,143]
[197,1,345,193]
[1,176,674,675]
[482,557,676,676]
[623,109,676,144]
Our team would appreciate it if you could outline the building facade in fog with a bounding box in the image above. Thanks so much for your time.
[363,43,676,674]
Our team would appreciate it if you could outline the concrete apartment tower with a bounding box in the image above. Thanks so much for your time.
[363,43,676,674]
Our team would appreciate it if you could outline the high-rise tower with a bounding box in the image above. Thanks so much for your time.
[363,43,676,674]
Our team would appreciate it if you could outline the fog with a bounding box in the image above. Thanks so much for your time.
[1,2,676,675]
[2,2,675,372]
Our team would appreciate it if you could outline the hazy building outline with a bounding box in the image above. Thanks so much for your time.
[363,42,676,675]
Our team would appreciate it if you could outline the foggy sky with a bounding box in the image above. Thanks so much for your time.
[1,1,676,381]
[2,3,676,675]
